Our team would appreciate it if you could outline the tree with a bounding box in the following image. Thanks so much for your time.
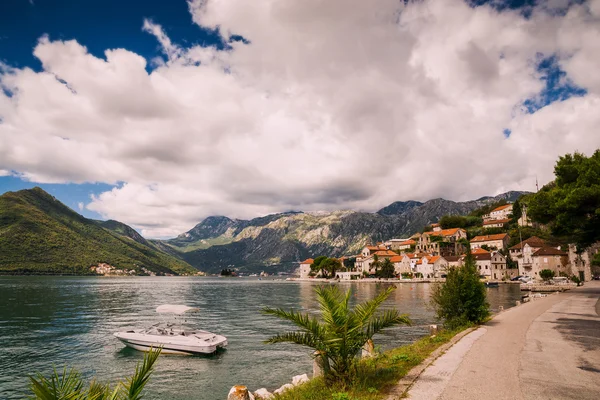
[528,150,600,251]
[311,256,329,277]
[539,269,555,281]
[377,258,396,278]
[370,254,381,276]
[263,286,410,385]
[30,348,161,400]
[431,254,490,329]
[511,199,523,224]
[321,257,342,278]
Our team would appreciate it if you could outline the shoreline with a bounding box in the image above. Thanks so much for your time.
[287,277,521,284]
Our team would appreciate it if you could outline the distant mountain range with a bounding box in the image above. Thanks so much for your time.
[0,187,527,275]
[0,188,195,275]
[159,190,527,274]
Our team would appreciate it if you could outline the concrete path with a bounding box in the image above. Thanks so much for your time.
[405,282,600,400]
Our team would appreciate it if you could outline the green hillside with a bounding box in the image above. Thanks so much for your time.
[0,187,196,275]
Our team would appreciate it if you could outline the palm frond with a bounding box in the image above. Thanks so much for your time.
[314,285,343,327]
[365,310,411,338]
[351,286,395,325]
[265,331,320,349]
[315,286,352,330]
[86,380,110,400]
[262,307,324,339]
[118,347,161,400]
[29,366,85,400]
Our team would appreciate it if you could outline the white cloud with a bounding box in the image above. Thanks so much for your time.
[77,202,84,211]
[1,0,600,237]
[0,169,10,176]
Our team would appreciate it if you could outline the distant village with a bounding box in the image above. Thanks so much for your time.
[298,203,597,282]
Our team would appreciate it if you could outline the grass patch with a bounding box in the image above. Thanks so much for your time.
[273,327,468,400]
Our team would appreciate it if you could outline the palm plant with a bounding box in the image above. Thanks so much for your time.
[29,347,161,400]
[377,258,396,278]
[370,254,381,276]
[263,286,410,385]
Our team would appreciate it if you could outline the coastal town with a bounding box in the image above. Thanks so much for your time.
[297,202,598,283]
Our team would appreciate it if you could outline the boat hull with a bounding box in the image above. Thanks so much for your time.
[114,333,228,355]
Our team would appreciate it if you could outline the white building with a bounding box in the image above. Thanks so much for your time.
[298,258,314,278]
[486,204,513,220]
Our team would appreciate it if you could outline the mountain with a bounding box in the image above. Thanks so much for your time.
[0,188,196,275]
[162,191,530,273]
[376,200,423,216]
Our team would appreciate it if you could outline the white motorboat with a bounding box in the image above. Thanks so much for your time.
[114,304,228,355]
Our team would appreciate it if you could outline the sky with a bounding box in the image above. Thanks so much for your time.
[1,0,599,238]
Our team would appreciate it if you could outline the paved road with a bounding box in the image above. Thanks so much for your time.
[406,282,600,400]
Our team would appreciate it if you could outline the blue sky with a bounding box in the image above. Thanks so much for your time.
[0,0,223,70]
[0,0,598,236]
[0,0,222,219]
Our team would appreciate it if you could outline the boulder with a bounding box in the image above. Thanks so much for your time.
[253,388,274,399]
[228,386,254,400]
[361,339,375,358]
[292,374,309,386]
[273,383,294,395]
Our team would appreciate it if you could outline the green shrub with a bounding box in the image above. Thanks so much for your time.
[539,269,555,281]
[431,254,490,329]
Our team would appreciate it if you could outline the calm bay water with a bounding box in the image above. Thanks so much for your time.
[0,276,521,399]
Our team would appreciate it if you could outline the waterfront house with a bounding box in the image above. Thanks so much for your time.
[470,233,510,250]
[530,247,569,278]
[390,254,412,275]
[414,255,448,278]
[298,258,314,278]
[355,249,398,275]
[509,236,547,276]
[415,228,467,257]
[472,248,492,277]
[490,251,511,280]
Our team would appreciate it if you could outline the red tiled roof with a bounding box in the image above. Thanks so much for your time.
[533,247,567,256]
[301,258,314,265]
[400,239,416,245]
[471,233,508,242]
[509,236,547,250]
[491,204,512,212]
[428,256,441,263]
[472,248,491,254]
[390,255,404,263]
[374,250,398,257]
[424,228,465,237]
[473,253,492,261]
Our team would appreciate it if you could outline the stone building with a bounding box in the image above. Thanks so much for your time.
[414,228,467,257]
[298,258,314,278]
